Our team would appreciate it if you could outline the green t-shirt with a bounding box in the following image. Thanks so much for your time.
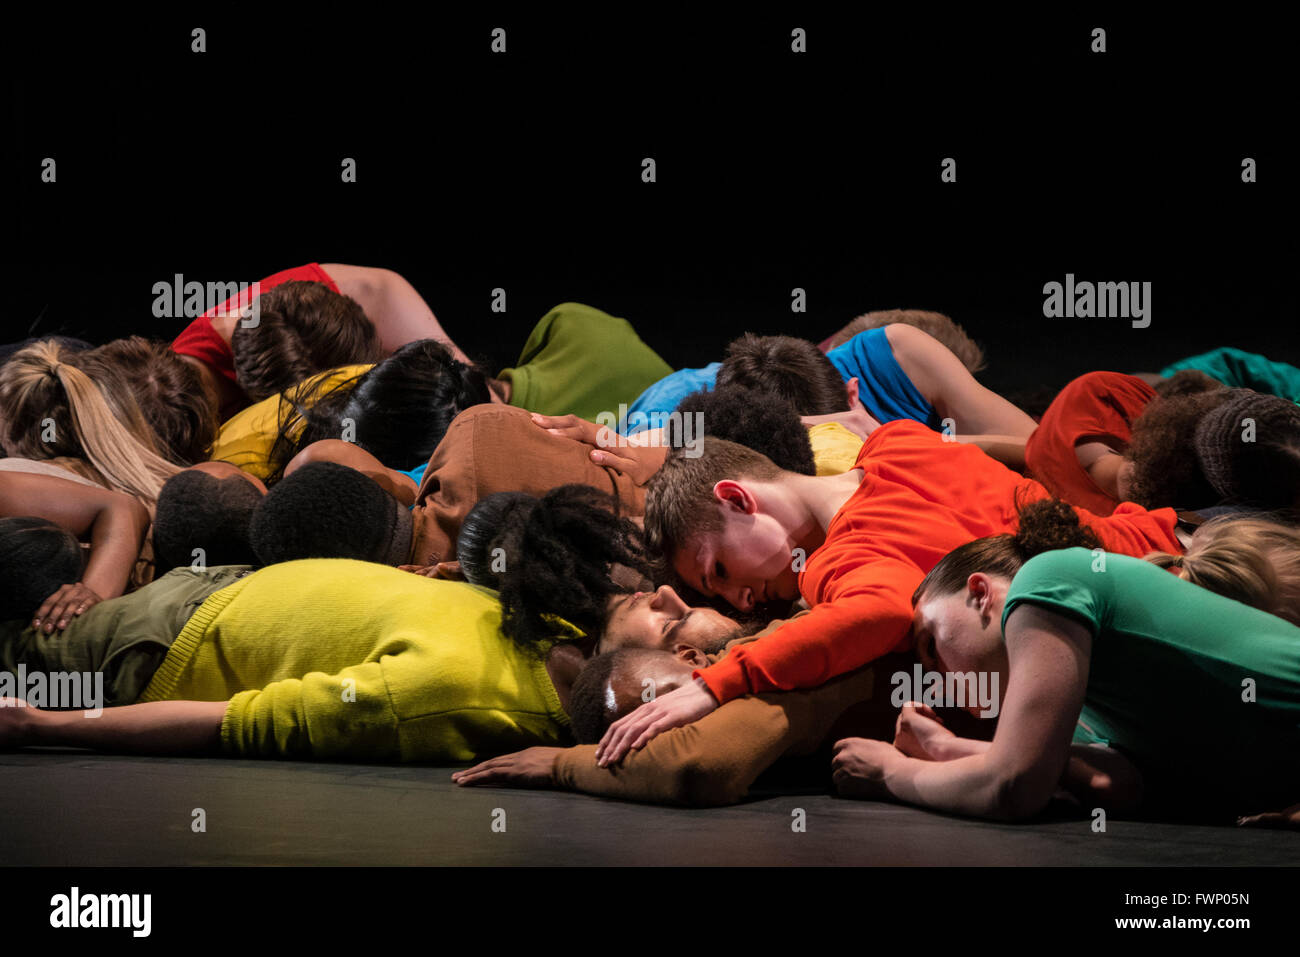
[1161,347,1300,403]
[498,302,674,422]
[1003,548,1300,820]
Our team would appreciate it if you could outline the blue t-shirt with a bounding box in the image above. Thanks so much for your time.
[621,328,940,433]
[827,328,941,428]
[620,363,722,435]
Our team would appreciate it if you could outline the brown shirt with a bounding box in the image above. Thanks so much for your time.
[408,404,647,565]
[553,617,906,806]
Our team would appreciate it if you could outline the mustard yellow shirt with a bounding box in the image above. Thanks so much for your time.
[808,422,866,476]
[139,559,571,762]
[209,365,374,479]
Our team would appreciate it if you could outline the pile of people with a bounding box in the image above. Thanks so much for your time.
[2,261,1298,829]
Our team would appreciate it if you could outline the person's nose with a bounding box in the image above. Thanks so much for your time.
[722,583,754,612]
[652,585,689,616]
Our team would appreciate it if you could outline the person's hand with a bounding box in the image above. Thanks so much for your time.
[530,413,606,447]
[831,737,904,800]
[893,701,953,760]
[0,697,38,749]
[595,678,718,767]
[450,747,565,788]
[530,413,666,485]
[33,583,102,634]
[1238,802,1300,830]
[398,561,463,580]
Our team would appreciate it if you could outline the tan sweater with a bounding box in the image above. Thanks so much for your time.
[553,618,900,806]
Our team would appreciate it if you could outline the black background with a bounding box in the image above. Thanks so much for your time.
[6,10,1296,408]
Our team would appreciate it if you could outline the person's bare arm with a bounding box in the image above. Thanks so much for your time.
[886,324,1038,439]
[285,438,419,506]
[1,698,226,754]
[0,473,150,631]
[322,263,471,363]
[835,603,1091,820]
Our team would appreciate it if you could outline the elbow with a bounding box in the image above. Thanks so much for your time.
[988,770,1054,822]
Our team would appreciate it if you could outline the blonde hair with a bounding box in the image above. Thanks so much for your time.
[0,340,180,507]
[1146,515,1300,626]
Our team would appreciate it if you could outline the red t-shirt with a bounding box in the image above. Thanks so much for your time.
[695,419,1182,704]
[169,263,339,382]
[1024,371,1157,517]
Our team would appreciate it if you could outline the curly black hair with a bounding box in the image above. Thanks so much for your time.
[1124,390,1229,511]
[490,484,654,655]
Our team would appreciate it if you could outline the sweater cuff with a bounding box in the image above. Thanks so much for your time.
[695,657,749,705]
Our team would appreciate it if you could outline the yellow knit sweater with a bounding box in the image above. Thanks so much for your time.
[138,559,571,762]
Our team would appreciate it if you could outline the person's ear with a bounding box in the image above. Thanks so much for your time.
[673,643,709,668]
[845,377,864,411]
[967,573,994,617]
[713,479,757,514]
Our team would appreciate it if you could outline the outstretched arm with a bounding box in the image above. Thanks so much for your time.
[322,263,472,364]
[1,698,226,754]
[886,324,1038,439]
[834,603,1091,821]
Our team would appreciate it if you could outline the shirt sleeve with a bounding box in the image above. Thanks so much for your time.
[220,660,403,761]
[696,558,919,703]
[553,667,878,806]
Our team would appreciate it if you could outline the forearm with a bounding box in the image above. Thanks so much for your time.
[952,434,1028,471]
[884,751,1026,820]
[82,499,150,599]
[29,700,227,754]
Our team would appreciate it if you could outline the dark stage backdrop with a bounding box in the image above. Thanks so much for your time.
[6,12,1296,408]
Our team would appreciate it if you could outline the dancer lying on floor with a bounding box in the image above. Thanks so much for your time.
[593,417,1190,767]
[0,486,750,762]
[832,511,1300,826]
[457,503,1300,820]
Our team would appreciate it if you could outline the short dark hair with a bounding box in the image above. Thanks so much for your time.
[673,385,816,475]
[568,652,630,743]
[249,461,412,567]
[717,333,848,415]
[232,280,384,401]
[153,470,263,571]
[0,517,85,620]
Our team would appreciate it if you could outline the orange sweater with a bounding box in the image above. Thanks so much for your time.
[695,420,1182,703]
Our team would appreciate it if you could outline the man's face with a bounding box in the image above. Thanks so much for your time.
[673,514,802,613]
[601,585,739,655]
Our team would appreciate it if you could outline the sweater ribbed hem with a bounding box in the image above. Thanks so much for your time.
[532,651,570,729]
[138,577,255,703]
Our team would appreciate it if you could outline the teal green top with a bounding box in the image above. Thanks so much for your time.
[1003,548,1300,820]
[1161,347,1300,403]
[499,302,674,422]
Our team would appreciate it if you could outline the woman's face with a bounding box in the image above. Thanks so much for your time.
[601,585,740,656]
[912,572,1011,714]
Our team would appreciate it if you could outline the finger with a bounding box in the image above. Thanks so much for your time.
[590,449,639,474]
[597,706,645,761]
[600,714,650,766]
[34,588,67,629]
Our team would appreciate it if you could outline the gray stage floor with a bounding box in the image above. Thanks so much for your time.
[3,751,1296,866]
